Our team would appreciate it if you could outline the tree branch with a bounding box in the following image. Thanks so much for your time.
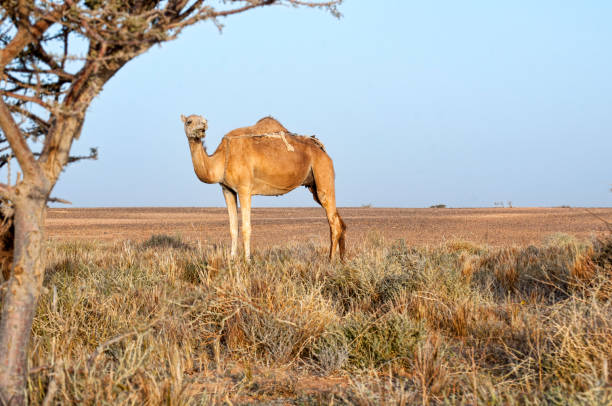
[212,0,276,18]
[31,43,61,71]
[67,148,97,164]
[0,183,15,201]
[0,5,68,69]
[167,0,275,30]
[0,98,40,179]
[5,67,75,82]
[46,197,71,205]
[6,104,49,132]
[1,91,53,110]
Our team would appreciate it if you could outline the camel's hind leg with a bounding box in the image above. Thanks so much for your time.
[309,162,346,260]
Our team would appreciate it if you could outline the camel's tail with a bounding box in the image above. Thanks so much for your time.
[337,212,347,260]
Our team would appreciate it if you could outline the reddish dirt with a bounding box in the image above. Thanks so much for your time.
[45,207,612,248]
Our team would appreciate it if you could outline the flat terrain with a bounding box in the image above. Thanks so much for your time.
[46,207,612,247]
[33,209,612,403]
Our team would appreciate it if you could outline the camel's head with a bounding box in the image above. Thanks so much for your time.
[181,114,208,140]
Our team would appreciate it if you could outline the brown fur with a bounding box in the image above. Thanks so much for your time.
[226,116,327,152]
[225,116,289,137]
[181,114,346,260]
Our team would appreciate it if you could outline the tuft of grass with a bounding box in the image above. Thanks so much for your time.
[544,232,582,247]
[141,234,192,250]
[3,233,612,403]
[338,312,425,370]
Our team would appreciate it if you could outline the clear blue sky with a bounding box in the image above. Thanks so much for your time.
[53,0,612,208]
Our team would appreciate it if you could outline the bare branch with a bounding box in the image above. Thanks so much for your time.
[0,4,68,69]
[0,97,40,178]
[1,90,53,110]
[6,104,49,132]
[67,147,97,164]
[5,67,75,81]
[41,359,62,406]
[212,0,276,18]
[31,42,61,71]
[46,197,71,205]
[87,331,139,368]
[0,183,15,201]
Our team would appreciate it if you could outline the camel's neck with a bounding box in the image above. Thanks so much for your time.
[188,139,225,184]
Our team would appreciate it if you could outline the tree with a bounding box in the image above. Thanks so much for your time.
[0,1,341,403]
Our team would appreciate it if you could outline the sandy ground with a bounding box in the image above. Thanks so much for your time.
[45,207,612,248]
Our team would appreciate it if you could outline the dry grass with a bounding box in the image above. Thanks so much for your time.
[3,232,612,404]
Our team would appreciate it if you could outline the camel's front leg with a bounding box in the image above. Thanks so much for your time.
[238,191,252,260]
[222,185,238,257]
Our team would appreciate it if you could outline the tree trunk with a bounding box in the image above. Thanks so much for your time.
[0,205,14,282]
[0,184,48,405]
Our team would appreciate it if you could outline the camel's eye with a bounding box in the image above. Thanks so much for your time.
[186,120,192,125]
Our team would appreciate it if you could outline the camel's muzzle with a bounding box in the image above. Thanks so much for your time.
[189,128,206,139]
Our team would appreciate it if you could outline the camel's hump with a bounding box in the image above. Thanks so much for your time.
[224,117,327,153]
[225,116,288,137]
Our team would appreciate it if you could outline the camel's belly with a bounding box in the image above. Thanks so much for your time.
[251,179,301,196]
[224,137,313,195]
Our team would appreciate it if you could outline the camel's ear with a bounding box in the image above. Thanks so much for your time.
[180,114,186,123]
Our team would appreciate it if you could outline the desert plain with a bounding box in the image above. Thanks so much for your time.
[26,205,612,404]
[46,206,612,247]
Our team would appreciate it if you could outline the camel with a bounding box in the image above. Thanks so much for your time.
[181,114,346,260]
